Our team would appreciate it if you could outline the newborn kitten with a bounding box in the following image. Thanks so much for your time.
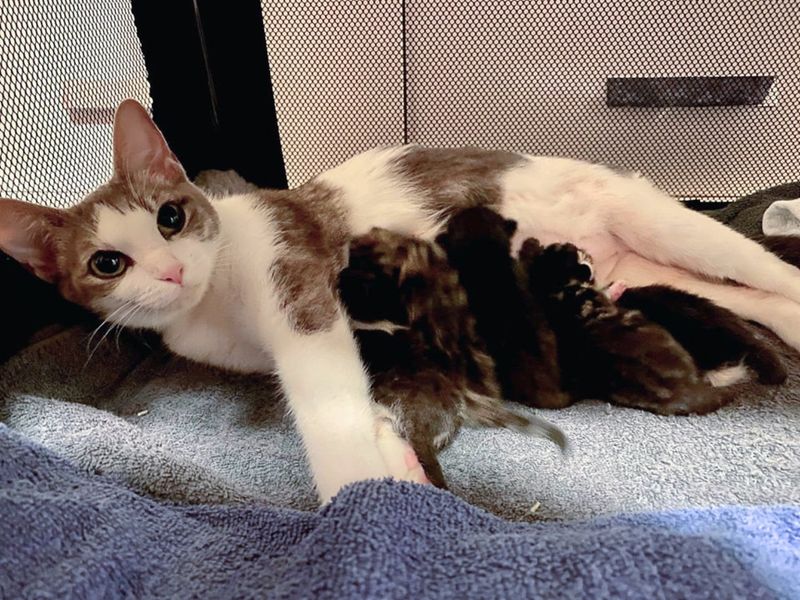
[520,240,730,416]
[339,227,568,488]
[616,285,786,385]
[435,207,569,409]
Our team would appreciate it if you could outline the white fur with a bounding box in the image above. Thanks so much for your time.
[317,146,443,239]
[705,364,749,387]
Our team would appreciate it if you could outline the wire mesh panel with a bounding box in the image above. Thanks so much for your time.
[263,1,800,199]
[0,0,150,207]
[261,0,405,188]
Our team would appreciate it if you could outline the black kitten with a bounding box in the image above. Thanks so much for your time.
[339,227,568,489]
[519,239,730,416]
[435,207,569,409]
[616,285,786,385]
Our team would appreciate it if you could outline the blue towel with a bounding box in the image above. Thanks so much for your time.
[1,424,797,600]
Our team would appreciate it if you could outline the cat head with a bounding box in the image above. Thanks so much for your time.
[435,206,517,266]
[0,99,221,330]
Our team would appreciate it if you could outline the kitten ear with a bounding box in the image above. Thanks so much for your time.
[112,99,187,182]
[0,198,66,283]
[503,218,518,237]
[518,237,544,262]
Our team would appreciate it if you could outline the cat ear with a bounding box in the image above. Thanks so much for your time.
[503,218,518,237]
[0,198,66,283]
[112,99,187,182]
[435,232,449,248]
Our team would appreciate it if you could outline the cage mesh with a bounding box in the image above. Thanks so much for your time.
[0,0,151,208]
[262,1,800,199]
[261,0,405,188]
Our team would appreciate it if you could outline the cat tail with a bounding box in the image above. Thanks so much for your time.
[463,391,570,454]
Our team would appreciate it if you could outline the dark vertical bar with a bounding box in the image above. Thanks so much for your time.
[193,0,287,189]
[131,0,287,189]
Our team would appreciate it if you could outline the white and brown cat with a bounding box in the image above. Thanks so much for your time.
[2,99,800,502]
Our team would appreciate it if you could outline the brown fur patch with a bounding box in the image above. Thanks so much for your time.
[393,146,524,219]
[264,182,350,334]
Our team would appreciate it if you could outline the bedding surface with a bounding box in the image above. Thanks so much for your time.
[1,321,798,521]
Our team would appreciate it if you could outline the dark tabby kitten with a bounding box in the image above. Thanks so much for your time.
[338,227,568,489]
[519,239,731,416]
[435,207,569,409]
[616,285,786,385]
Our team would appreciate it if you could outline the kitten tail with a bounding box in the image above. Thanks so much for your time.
[463,391,571,455]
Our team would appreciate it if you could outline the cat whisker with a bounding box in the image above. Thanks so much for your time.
[116,303,147,349]
[85,300,135,353]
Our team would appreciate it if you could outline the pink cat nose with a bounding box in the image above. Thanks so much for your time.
[158,263,184,285]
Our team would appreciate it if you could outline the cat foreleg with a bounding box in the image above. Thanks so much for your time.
[268,314,426,503]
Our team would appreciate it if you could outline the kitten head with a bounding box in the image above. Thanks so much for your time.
[521,239,594,291]
[339,227,459,327]
[0,100,220,330]
[338,228,416,326]
[435,206,517,266]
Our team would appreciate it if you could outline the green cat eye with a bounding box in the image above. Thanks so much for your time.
[89,251,128,278]
[157,202,186,238]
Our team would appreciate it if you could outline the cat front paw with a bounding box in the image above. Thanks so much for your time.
[375,416,431,485]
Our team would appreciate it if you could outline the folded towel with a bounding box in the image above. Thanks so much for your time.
[1,425,797,600]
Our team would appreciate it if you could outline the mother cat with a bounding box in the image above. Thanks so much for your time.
[2,99,799,503]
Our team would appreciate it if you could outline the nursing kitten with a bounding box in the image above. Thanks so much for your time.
[520,240,729,416]
[339,228,568,488]
[435,207,569,409]
[3,98,800,499]
[616,285,786,385]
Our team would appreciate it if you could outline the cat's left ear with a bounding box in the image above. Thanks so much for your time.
[0,198,66,283]
[503,218,518,237]
[112,99,187,183]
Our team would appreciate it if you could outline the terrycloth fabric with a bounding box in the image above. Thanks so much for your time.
[1,425,798,600]
[704,182,800,238]
[1,320,799,521]
[763,199,800,237]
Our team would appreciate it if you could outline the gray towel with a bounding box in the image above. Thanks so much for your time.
[2,322,798,521]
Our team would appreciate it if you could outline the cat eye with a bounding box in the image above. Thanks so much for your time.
[89,251,128,278]
[157,202,186,238]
